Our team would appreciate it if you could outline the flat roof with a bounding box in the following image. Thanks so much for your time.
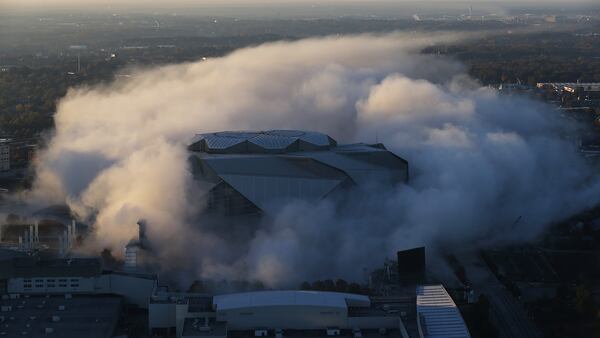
[0,294,121,338]
[224,328,405,338]
[182,319,226,337]
[0,257,102,279]
[213,291,370,312]
[416,285,470,338]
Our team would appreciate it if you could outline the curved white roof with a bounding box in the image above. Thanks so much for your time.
[213,290,370,311]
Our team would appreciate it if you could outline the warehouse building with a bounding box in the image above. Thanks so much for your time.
[188,130,408,215]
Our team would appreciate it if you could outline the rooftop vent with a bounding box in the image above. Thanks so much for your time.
[326,328,340,336]
[255,329,268,337]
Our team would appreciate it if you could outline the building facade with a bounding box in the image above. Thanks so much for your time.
[0,139,9,171]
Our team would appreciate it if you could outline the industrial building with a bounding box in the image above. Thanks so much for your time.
[0,219,78,256]
[0,255,157,309]
[188,130,408,215]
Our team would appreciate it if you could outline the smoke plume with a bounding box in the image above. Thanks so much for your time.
[24,32,600,286]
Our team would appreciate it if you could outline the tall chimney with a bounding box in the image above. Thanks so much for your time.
[137,220,147,243]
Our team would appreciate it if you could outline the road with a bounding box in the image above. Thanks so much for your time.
[459,253,542,338]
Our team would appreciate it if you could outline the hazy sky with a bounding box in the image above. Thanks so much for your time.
[1,0,596,10]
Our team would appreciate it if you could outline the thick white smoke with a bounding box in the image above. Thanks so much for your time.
[25,32,600,286]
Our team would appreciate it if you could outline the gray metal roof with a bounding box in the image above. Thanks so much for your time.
[0,295,121,338]
[416,285,471,338]
[213,290,370,311]
[189,130,408,215]
[189,130,337,154]
[0,257,102,279]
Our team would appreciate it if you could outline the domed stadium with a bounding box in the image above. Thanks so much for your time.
[188,130,408,215]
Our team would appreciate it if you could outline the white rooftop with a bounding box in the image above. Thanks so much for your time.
[213,290,370,311]
[416,285,471,338]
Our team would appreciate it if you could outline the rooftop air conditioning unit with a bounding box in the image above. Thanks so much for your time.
[58,305,65,311]
[0,306,11,312]
[45,328,54,334]
[326,328,340,336]
[255,329,268,337]
[51,316,60,322]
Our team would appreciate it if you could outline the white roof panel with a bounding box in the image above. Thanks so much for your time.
[249,133,297,150]
[203,134,247,149]
[299,131,333,147]
[214,291,370,311]
[416,285,471,338]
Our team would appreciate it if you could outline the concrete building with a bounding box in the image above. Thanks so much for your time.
[149,290,418,338]
[0,138,10,171]
[188,130,408,215]
[0,255,157,309]
[416,285,470,338]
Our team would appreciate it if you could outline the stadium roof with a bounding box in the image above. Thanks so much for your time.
[188,130,408,215]
[189,130,337,154]
[416,285,471,338]
[213,290,370,311]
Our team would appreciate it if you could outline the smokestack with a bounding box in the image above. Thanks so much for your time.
[29,225,34,247]
[34,221,39,243]
[137,219,147,243]
[18,236,22,250]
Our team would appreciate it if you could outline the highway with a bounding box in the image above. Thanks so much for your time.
[460,254,541,338]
